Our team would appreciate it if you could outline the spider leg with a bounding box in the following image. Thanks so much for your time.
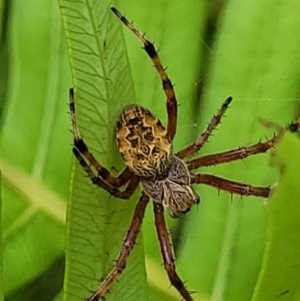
[176,97,232,159]
[153,202,194,301]
[111,8,177,140]
[70,88,133,187]
[87,193,149,301]
[73,148,139,199]
[187,119,300,170]
[191,173,270,197]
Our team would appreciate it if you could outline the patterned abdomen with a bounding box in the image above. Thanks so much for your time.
[116,105,172,177]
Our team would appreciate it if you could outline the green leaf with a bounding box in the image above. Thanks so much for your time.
[1,0,71,297]
[177,0,300,301]
[59,1,148,300]
[0,171,3,301]
[0,0,10,127]
[0,1,8,300]
[251,132,300,301]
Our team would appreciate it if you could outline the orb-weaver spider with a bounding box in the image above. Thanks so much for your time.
[69,7,300,301]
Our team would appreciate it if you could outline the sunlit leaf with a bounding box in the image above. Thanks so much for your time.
[59,0,147,300]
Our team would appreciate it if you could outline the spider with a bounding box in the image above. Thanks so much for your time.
[69,7,300,301]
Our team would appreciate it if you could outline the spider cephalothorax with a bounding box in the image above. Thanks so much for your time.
[142,155,200,217]
[117,104,199,217]
[69,7,300,301]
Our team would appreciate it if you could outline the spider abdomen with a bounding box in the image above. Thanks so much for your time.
[117,105,172,177]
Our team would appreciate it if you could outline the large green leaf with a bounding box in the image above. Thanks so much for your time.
[251,132,300,301]
[0,0,71,298]
[59,1,148,300]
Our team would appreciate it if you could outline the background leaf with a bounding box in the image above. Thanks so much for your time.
[0,0,8,300]
[251,132,300,301]
[1,0,71,299]
[0,172,3,301]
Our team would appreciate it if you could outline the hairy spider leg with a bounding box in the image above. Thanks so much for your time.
[72,148,139,199]
[154,202,194,301]
[186,119,300,169]
[176,96,232,159]
[187,119,300,197]
[70,89,139,195]
[111,7,178,141]
[87,193,149,301]
[191,173,270,197]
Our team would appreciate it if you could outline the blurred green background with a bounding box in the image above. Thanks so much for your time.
[1,0,300,301]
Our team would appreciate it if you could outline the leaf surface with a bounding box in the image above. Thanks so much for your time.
[251,132,300,301]
[0,0,71,295]
[59,1,147,300]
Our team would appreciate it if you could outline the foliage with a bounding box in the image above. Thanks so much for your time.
[0,0,300,301]
[252,132,300,301]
